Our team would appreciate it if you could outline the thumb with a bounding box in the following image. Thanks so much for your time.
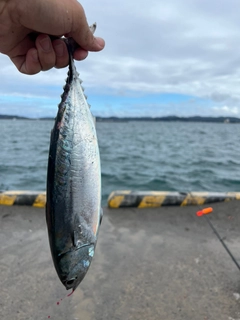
[68,8,105,52]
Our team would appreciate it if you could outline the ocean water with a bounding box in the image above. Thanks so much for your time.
[1,119,240,205]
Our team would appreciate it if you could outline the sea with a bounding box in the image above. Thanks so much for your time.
[1,119,240,205]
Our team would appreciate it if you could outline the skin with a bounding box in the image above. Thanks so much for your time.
[0,0,105,74]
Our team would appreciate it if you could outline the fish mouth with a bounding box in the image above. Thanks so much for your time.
[64,277,78,290]
[60,274,79,290]
[62,271,87,291]
[59,243,95,290]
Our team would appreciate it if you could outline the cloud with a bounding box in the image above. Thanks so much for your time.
[1,0,240,116]
[212,105,240,115]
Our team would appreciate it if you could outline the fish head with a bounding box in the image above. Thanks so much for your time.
[58,243,95,291]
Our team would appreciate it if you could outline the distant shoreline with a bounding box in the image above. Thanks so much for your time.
[0,114,239,123]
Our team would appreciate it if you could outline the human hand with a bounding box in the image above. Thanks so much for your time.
[0,0,105,74]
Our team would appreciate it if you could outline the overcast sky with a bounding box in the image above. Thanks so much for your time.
[1,0,240,118]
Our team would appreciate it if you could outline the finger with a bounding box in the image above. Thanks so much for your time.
[70,29,105,52]
[9,35,43,74]
[52,39,69,69]
[11,48,41,75]
[21,48,42,74]
[69,7,105,52]
[35,34,56,71]
[73,48,88,61]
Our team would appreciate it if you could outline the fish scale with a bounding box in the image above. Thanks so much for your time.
[46,24,102,291]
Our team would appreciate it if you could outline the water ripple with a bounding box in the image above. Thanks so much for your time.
[1,120,240,205]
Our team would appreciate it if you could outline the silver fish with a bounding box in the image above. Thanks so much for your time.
[46,24,102,291]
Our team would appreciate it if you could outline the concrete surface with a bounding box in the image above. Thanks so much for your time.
[1,202,240,320]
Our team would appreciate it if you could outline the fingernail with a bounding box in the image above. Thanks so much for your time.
[96,38,105,49]
[39,36,51,52]
[54,43,64,57]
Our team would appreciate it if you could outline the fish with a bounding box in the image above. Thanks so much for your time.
[46,23,102,291]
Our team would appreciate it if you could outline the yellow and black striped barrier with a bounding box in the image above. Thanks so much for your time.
[1,190,240,209]
[108,191,240,208]
[0,191,46,208]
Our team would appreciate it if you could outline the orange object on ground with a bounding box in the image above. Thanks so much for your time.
[196,207,213,217]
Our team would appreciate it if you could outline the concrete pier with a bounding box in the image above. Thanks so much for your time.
[1,202,240,320]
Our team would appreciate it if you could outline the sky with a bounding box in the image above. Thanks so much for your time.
[1,0,240,118]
